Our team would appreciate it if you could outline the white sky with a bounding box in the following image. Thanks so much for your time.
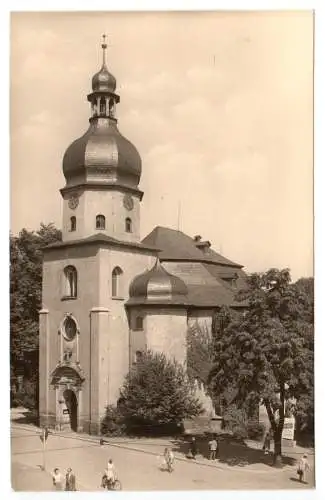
[10,11,313,281]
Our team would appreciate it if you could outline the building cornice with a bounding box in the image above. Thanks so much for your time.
[60,183,144,201]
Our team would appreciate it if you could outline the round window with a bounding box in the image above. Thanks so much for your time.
[63,316,77,341]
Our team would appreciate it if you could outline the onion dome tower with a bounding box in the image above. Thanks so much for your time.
[127,258,188,306]
[61,36,143,243]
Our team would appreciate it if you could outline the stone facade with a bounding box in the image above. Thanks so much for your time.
[39,242,155,434]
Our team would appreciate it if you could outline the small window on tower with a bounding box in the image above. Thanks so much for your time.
[63,266,78,299]
[112,266,123,298]
[109,98,114,118]
[70,216,76,232]
[96,214,106,230]
[99,97,106,116]
[135,316,144,331]
[125,218,132,233]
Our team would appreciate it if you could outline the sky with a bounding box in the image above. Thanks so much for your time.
[10,11,314,281]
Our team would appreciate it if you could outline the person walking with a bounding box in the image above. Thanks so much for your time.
[262,432,271,455]
[65,467,76,491]
[163,447,175,472]
[208,436,218,460]
[297,454,310,483]
[188,436,198,459]
[52,468,64,491]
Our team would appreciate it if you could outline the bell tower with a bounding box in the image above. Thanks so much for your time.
[39,36,157,434]
[61,35,143,244]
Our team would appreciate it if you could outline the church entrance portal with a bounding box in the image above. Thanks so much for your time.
[63,389,78,432]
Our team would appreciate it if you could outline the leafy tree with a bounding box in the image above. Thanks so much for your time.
[208,269,314,466]
[117,350,202,434]
[187,321,213,385]
[10,223,62,394]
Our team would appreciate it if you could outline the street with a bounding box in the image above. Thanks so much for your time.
[11,424,314,491]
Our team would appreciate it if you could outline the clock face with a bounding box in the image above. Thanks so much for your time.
[123,194,134,211]
[68,196,79,210]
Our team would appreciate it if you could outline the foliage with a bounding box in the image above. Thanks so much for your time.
[246,421,266,441]
[187,321,214,385]
[222,404,248,439]
[116,350,202,435]
[10,223,62,393]
[101,405,127,436]
[208,269,314,465]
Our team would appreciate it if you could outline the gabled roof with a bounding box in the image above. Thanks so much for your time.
[142,226,242,268]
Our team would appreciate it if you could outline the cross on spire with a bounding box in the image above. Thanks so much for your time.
[101,34,107,66]
[101,33,113,66]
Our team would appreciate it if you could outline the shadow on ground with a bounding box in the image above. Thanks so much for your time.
[171,435,296,468]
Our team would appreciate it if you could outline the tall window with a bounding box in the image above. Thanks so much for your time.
[109,98,115,118]
[125,217,132,233]
[112,267,123,297]
[70,216,76,232]
[100,97,106,116]
[135,316,144,331]
[96,214,106,230]
[64,266,78,298]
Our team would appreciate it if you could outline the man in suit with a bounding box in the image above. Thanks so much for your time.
[65,467,76,491]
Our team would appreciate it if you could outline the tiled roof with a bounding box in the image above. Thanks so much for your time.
[142,226,242,268]
[162,261,246,308]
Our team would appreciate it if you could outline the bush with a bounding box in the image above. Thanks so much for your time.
[247,421,266,441]
[114,350,202,435]
[101,405,126,437]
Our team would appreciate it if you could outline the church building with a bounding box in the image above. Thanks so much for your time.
[39,38,246,434]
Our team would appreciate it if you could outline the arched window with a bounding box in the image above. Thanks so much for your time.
[135,316,144,331]
[70,216,76,232]
[64,266,78,298]
[109,98,115,118]
[100,97,106,116]
[96,214,106,230]
[125,217,132,233]
[112,267,123,297]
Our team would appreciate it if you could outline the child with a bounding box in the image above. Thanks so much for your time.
[297,454,310,483]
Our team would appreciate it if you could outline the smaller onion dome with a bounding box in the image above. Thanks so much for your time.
[92,65,116,93]
[91,35,116,93]
[128,258,188,305]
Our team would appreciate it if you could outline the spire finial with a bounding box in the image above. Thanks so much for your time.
[101,34,107,66]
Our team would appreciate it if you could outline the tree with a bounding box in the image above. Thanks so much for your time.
[187,321,214,385]
[10,223,62,394]
[117,350,202,434]
[208,269,314,466]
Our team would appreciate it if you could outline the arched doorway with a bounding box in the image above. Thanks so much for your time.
[63,389,78,432]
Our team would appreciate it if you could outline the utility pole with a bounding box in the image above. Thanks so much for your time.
[39,426,49,471]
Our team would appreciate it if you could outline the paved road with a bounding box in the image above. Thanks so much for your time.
[11,424,314,491]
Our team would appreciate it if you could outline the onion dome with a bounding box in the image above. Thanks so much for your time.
[128,258,188,305]
[92,34,116,92]
[62,120,142,189]
[92,65,116,93]
[62,35,141,191]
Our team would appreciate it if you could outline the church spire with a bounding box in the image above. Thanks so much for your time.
[87,35,119,121]
[101,34,108,67]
